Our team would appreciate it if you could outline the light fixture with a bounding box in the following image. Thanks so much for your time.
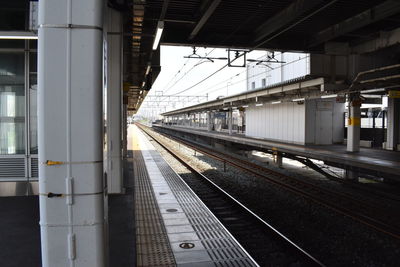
[321,94,337,99]
[242,105,249,108]
[255,103,263,107]
[271,101,281,104]
[140,90,143,94]
[152,21,164,50]
[292,98,305,102]
[0,31,38,40]
[145,65,151,76]
[142,81,146,88]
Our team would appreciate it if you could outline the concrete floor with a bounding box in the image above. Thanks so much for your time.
[0,158,136,267]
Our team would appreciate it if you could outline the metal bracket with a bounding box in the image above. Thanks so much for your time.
[228,49,248,67]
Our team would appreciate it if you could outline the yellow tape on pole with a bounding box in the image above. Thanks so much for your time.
[348,117,361,126]
[388,90,400,98]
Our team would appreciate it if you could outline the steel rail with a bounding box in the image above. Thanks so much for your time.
[138,124,324,267]
[139,124,400,240]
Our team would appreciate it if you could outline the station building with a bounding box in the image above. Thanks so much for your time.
[0,0,400,266]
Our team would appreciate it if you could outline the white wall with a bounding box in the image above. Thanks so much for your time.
[247,52,310,90]
[245,99,345,145]
[245,102,306,144]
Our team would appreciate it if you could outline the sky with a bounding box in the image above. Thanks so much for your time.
[137,45,265,118]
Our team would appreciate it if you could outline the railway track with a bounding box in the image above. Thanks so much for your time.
[138,124,324,267]
[138,124,400,240]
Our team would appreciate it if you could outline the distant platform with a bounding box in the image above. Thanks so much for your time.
[153,125,400,180]
[130,125,258,266]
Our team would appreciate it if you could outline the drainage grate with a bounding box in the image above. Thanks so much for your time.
[133,149,176,267]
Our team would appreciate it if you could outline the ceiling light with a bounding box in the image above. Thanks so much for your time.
[145,65,151,75]
[152,21,164,50]
[255,103,263,106]
[242,105,249,108]
[271,101,281,104]
[321,94,337,99]
[142,81,146,88]
[292,98,305,102]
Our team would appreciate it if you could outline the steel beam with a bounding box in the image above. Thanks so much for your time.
[309,0,400,47]
[189,0,221,40]
[351,26,400,54]
[254,0,323,43]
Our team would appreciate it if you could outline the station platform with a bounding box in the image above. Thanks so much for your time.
[129,125,258,267]
[153,125,400,180]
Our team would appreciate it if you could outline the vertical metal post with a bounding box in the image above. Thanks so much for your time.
[38,1,105,266]
[24,39,31,180]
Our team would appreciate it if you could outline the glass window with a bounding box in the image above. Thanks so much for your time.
[0,40,25,49]
[262,78,266,87]
[30,51,38,154]
[0,52,25,155]
[251,81,255,89]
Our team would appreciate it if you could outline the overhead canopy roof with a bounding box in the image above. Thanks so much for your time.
[145,0,400,51]
[161,76,328,116]
[113,0,400,112]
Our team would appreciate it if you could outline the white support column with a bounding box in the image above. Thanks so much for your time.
[386,97,400,151]
[38,1,105,266]
[347,96,361,152]
[228,109,233,135]
[106,8,123,194]
[207,111,213,131]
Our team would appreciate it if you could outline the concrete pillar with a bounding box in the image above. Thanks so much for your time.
[228,109,233,135]
[347,96,361,152]
[386,97,400,151]
[38,0,105,266]
[106,8,123,194]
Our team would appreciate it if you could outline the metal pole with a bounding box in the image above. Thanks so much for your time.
[38,0,105,265]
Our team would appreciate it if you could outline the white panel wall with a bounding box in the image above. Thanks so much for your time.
[332,101,345,143]
[245,102,306,144]
[245,99,344,145]
[305,99,345,145]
